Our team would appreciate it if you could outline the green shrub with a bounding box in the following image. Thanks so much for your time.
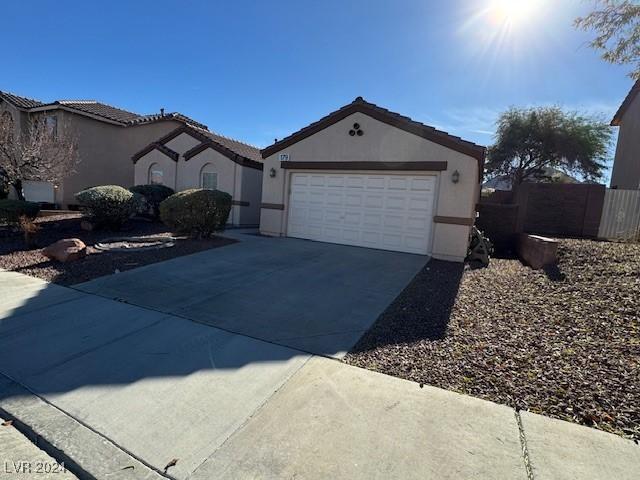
[0,199,40,225]
[129,184,175,220]
[160,188,232,237]
[75,185,136,229]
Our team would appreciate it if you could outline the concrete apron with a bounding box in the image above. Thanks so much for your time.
[2,270,639,480]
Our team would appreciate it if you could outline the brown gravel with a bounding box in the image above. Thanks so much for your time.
[0,215,236,285]
[345,239,640,441]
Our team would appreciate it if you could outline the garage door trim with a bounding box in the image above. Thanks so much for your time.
[281,161,447,171]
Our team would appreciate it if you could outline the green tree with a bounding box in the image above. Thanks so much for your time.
[486,107,612,191]
[575,0,640,79]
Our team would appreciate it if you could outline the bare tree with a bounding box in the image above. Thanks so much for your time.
[0,113,80,201]
[575,0,640,79]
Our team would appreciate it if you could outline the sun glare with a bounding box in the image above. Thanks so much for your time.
[488,0,542,27]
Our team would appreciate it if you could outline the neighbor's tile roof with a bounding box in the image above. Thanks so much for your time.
[138,124,262,169]
[200,129,262,163]
[0,91,45,109]
[611,78,640,126]
[0,90,207,130]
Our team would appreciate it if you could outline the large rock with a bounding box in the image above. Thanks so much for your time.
[42,238,87,262]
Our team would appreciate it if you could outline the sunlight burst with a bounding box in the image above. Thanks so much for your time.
[488,0,542,27]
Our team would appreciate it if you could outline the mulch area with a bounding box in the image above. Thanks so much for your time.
[0,214,236,285]
[345,239,640,441]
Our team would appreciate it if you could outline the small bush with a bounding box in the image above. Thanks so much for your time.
[129,184,175,220]
[75,185,136,229]
[160,188,232,237]
[0,199,40,225]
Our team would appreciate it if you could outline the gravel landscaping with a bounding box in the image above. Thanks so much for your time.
[345,239,640,441]
[0,214,236,285]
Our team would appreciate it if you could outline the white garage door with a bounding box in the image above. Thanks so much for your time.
[287,173,436,255]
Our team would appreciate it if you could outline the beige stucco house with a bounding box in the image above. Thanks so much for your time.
[259,97,486,262]
[610,79,640,190]
[0,90,207,207]
[133,125,263,226]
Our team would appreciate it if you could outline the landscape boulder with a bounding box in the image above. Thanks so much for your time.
[42,238,87,262]
[517,234,558,269]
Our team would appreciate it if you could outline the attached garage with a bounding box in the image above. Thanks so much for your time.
[259,97,486,262]
[287,173,436,255]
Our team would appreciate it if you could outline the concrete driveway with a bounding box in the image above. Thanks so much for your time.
[78,231,429,358]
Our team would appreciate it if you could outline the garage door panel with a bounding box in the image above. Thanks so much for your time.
[386,196,406,210]
[411,177,435,191]
[366,176,386,189]
[364,194,384,208]
[287,173,435,255]
[388,177,409,190]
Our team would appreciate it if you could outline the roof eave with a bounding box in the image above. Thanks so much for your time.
[184,141,263,171]
[131,143,179,164]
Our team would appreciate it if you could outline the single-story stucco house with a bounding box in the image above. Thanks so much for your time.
[0,90,207,207]
[259,97,486,262]
[610,78,640,190]
[132,125,263,226]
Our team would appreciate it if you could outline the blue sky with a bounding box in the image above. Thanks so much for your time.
[2,0,633,179]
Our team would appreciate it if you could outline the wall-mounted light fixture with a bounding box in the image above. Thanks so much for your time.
[451,170,460,184]
[269,168,277,178]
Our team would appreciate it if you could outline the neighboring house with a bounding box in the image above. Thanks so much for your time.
[132,125,263,226]
[483,167,581,191]
[610,79,640,190]
[0,90,207,207]
[259,97,486,262]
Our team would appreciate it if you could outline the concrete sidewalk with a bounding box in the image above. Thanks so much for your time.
[0,416,77,479]
[1,268,639,479]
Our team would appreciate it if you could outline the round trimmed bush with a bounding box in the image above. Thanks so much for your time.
[159,189,232,237]
[75,185,136,229]
[129,184,175,220]
[0,199,40,225]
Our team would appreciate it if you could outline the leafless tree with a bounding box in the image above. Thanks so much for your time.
[0,112,80,201]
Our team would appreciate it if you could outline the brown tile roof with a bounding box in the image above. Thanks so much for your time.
[128,112,208,130]
[261,97,486,178]
[1,89,207,130]
[611,78,640,126]
[0,90,45,109]
[134,125,263,170]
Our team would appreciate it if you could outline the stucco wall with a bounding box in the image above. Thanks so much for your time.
[259,112,480,261]
[165,132,201,156]
[134,149,177,188]
[135,143,263,226]
[611,93,640,189]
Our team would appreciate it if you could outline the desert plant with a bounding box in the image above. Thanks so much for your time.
[159,188,232,237]
[18,215,41,249]
[0,199,40,225]
[75,185,136,229]
[130,184,175,220]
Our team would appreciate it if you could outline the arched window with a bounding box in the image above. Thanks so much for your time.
[148,163,164,185]
[200,163,217,190]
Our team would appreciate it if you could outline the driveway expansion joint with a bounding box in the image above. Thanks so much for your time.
[515,409,535,480]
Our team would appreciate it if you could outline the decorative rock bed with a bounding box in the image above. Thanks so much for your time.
[94,236,177,253]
